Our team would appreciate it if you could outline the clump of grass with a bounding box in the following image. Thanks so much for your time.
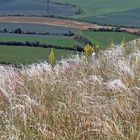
[0,39,140,139]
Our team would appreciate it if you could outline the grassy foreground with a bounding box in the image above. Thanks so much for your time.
[0,39,140,139]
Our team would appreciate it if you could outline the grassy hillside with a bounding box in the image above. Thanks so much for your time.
[55,0,140,16]
[0,39,140,139]
[79,31,138,49]
[0,34,80,65]
[54,0,140,27]
[0,34,81,47]
[82,8,140,27]
[0,23,78,34]
[0,0,140,27]
[0,32,138,65]
[0,0,76,17]
[0,45,76,65]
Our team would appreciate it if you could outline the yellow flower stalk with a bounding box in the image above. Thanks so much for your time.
[84,44,94,56]
[48,48,55,65]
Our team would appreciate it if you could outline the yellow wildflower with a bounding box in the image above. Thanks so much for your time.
[48,48,55,65]
[84,44,94,56]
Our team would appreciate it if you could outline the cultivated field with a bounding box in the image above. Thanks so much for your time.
[0,34,81,47]
[54,0,140,27]
[0,0,140,27]
[84,8,140,27]
[79,31,138,49]
[0,0,76,17]
[0,0,139,65]
[0,46,75,65]
[0,22,78,34]
[0,16,140,32]
[0,31,138,65]
[0,16,110,30]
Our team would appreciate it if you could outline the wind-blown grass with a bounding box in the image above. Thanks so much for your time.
[0,39,140,139]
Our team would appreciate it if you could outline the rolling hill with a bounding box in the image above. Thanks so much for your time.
[0,0,140,27]
[54,0,140,27]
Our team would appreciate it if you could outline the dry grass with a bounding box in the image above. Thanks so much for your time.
[0,39,140,140]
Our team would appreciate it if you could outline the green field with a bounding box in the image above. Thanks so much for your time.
[0,0,76,17]
[0,0,140,27]
[79,31,138,49]
[54,0,140,27]
[0,34,81,47]
[0,35,79,65]
[0,31,138,65]
[0,45,76,65]
[0,23,78,34]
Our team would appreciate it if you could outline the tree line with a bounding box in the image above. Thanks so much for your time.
[0,28,75,36]
[0,41,83,52]
[1,27,139,37]
[87,27,140,36]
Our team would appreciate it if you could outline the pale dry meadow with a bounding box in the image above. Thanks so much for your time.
[0,39,140,140]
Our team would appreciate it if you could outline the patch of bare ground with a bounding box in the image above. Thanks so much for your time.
[0,16,140,33]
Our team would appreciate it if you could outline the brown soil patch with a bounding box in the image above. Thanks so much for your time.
[0,16,140,33]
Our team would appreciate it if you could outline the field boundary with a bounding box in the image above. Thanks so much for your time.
[0,41,83,52]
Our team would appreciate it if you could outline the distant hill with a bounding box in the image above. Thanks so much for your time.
[0,0,76,17]
[0,0,140,27]
[54,0,140,27]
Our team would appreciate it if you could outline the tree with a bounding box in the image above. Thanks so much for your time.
[3,28,8,33]
[14,28,22,34]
